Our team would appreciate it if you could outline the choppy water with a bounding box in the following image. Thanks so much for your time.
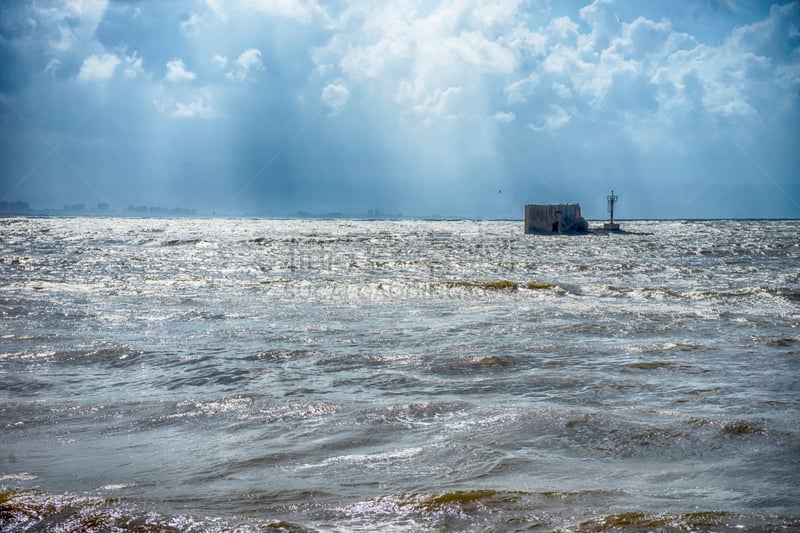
[1,217,799,532]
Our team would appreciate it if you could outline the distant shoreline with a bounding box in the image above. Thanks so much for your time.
[1,212,798,223]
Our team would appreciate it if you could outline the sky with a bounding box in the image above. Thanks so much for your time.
[1,0,798,219]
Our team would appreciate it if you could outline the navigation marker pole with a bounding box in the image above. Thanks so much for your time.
[608,190,617,223]
[604,190,620,231]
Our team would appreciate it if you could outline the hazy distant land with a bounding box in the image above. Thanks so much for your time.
[0,200,410,220]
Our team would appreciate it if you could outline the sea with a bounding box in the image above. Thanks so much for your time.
[1,217,798,532]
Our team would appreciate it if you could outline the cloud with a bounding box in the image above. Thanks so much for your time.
[444,31,516,74]
[213,54,228,69]
[165,58,196,82]
[648,4,795,126]
[529,104,571,131]
[321,81,350,115]
[63,0,109,22]
[226,48,263,80]
[494,111,515,123]
[317,0,525,121]
[44,58,61,76]
[505,74,540,104]
[77,52,120,82]
[205,0,319,23]
[242,0,316,20]
[172,97,216,118]
[547,16,580,43]
[412,86,463,119]
[123,52,144,79]
[579,0,621,50]
[154,96,217,119]
[611,16,673,58]
[31,0,109,53]
[180,13,202,36]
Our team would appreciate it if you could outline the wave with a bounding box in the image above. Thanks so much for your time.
[623,361,685,370]
[0,473,37,482]
[585,284,800,304]
[436,279,564,292]
[361,489,623,513]
[688,286,800,302]
[361,489,527,515]
[554,412,731,460]
[640,342,705,353]
[153,398,338,427]
[767,337,799,348]
[341,491,800,531]
[428,355,517,375]
[369,401,471,426]
[3,487,798,532]
[0,488,307,532]
[720,420,767,436]
[569,511,798,531]
[242,349,321,361]
[162,238,207,246]
[242,236,271,245]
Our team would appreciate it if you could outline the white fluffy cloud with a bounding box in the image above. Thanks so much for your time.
[32,0,109,53]
[226,49,264,81]
[123,53,144,79]
[316,0,524,121]
[165,59,197,83]
[311,0,798,139]
[412,85,463,120]
[154,96,217,119]
[213,54,228,69]
[172,97,215,118]
[579,0,621,51]
[77,52,120,82]
[494,111,516,123]
[529,104,571,131]
[321,81,350,115]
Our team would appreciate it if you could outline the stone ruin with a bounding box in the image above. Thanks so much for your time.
[524,203,588,234]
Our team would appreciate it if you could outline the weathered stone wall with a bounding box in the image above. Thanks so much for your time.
[525,204,588,234]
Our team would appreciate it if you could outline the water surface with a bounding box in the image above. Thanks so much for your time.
[1,218,799,531]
